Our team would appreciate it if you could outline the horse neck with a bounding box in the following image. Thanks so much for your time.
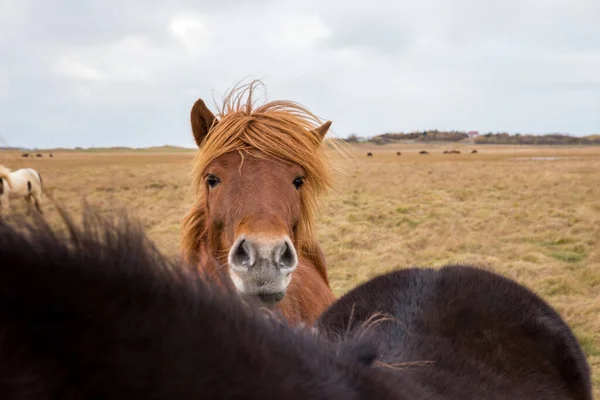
[272,241,335,326]
[300,240,330,286]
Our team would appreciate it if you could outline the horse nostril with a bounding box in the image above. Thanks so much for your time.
[230,238,255,270]
[275,239,297,270]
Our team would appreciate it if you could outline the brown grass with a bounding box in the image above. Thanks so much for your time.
[2,142,599,396]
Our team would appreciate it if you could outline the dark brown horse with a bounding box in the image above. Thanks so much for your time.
[0,209,592,399]
[0,208,409,399]
[419,150,429,155]
[396,152,401,156]
[315,266,592,400]
[181,81,337,325]
[367,152,373,157]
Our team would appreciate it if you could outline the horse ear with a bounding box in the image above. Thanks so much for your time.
[311,121,332,143]
[191,98,218,147]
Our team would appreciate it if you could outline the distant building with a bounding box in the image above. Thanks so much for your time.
[467,131,479,145]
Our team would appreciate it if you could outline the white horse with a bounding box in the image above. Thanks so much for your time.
[0,165,44,214]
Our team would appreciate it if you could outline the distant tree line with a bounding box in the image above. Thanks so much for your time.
[358,131,600,145]
[344,134,361,143]
[367,130,469,144]
[474,133,600,145]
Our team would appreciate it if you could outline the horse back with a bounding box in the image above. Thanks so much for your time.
[316,265,592,400]
[24,169,42,186]
[6,169,40,192]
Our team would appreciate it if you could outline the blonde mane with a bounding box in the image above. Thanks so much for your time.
[181,80,343,269]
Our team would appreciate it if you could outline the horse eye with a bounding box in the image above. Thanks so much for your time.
[292,177,304,190]
[206,175,221,189]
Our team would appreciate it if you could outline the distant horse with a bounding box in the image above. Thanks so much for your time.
[443,150,449,154]
[181,80,337,325]
[471,149,478,154]
[367,152,373,157]
[35,153,43,158]
[449,150,461,154]
[0,208,408,400]
[49,153,54,158]
[21,153,29,158]
[396,152,401,156]
[316,266,593,400]
[419,150,429,155]
[0,165,43,214]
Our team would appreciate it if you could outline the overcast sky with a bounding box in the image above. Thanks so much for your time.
[0,0,599,149]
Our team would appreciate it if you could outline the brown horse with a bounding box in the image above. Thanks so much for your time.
[181,81,337,325]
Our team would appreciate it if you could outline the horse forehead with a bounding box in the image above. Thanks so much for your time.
[243,158,296,177]
[215,152,301,181]
[220,156,300,212]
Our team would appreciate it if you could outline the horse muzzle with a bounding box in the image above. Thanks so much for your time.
[228,234,297,307]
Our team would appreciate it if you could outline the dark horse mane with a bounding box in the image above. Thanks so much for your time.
[0,207,414,399]
[0,207,593,399]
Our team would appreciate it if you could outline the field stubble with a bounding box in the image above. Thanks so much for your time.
[2,143,599,396]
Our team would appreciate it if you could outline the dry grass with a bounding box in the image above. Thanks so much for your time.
[2,142,599,396]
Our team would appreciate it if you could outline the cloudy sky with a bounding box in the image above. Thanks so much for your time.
[0,0,599,149]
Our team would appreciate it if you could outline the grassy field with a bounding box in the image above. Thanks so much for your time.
[2,142,599,396]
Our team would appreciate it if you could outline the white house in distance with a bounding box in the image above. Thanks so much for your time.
[467,131,479,144]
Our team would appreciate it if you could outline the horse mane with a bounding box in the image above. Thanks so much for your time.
[0,165,12,189]
[0,204,412,399]
[181,80,345,276]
